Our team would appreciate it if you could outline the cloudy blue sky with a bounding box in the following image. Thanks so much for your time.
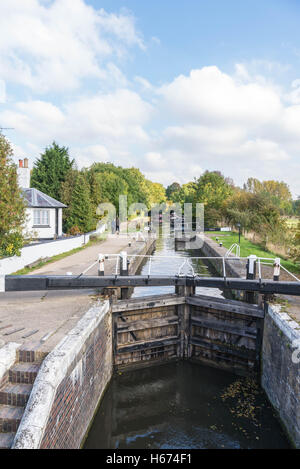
[0,0,300,196]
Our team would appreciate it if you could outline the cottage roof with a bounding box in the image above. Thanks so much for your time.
[22,188,67,209]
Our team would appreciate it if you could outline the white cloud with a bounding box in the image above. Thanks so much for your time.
[73,144,111,169]
[0,89,152,144]
[0,0,299,200]
[10,143,27,159]
[158,67,282,127]
[135,76,154,91]
[285,79,300,104]
[5,63,300,196]
[236,139,290,162]
[96,7,145,50]
[147,65,300,195]
[0,100,65,142]
[1,89,153,173]
[63,89,152,145]
[0,0,144,93]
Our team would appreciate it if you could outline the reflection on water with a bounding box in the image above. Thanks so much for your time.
[84,362,290,449]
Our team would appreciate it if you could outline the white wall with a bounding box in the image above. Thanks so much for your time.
[24,208,55,239]
[24,208,63,239]
[58,209,62,237]
[17,167,30,189]
[0,223,106,275]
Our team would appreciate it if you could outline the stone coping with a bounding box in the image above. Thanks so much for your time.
[268,304,300,343]
[12,300,110,449]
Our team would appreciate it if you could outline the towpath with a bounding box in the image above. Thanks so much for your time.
[0,233,154,352]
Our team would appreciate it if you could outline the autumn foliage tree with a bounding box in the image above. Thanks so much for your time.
[0,133,26,257]
[291,221,300,262]
[243,178,293,214]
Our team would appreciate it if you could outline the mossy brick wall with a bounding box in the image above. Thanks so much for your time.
[40,309,112,449]
[262,306,300,448]
[13,302,112,449]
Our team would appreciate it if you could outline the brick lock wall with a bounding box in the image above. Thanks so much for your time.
[39,310,112,449]
[262,306,300,448]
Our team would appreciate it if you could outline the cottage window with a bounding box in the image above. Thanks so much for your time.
[33,209,50,226]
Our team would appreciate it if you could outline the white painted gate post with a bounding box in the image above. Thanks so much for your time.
[273,258,281,282]
[120,251,129,300]
[98,254,105,277]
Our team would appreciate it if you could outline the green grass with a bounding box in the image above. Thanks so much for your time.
[206,231,300,274]
[13,235,107,275]
[285,217,299,229]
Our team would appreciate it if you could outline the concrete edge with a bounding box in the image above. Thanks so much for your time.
[201,235,246,278]
[0,342,21,382]
[12,300,110,449]
[267,304,300,343]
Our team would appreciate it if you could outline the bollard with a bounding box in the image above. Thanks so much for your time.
[120,251,129,299]
[273,258,281,281]
[120,251,128,276]
[98,254,105,277]
[219,242,223,247]
[246,255,257,280]
[245,255,257,304]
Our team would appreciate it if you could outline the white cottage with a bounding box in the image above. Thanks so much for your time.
[17,159,67,240]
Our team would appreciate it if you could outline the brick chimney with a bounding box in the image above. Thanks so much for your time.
[17,158,30,189]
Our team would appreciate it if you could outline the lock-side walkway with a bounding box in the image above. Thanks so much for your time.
[0,234,154,352]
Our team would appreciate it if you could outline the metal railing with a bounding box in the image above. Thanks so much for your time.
[225,243,240,258]
[97,252,300,284]
[2,250,300,296]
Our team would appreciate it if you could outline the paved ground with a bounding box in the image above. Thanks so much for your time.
[278,295,300,323]
[0,234,153,352]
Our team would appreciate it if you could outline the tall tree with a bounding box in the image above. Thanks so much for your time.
[244,177,292,214]
[166,182,182,202]
[31,142,74,200]
[194,171,233,227]
[87,163,153,208]
[64,173,94,234]
[145,181,167,205]
[60,168,80,231]
[122,167,151,207]
[0,133,26,257]
[292,197,300,216]
[224,189,285,248]
[291,221,300,262]
[94,171,129,210]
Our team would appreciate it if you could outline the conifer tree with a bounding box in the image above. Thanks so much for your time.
[65,173,94,234]
[60,168,79,232]
[0,133,26,257]
[31,142,74,200]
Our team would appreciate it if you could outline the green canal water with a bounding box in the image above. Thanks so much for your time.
[84,361,289,449]
[84,234,291,449]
